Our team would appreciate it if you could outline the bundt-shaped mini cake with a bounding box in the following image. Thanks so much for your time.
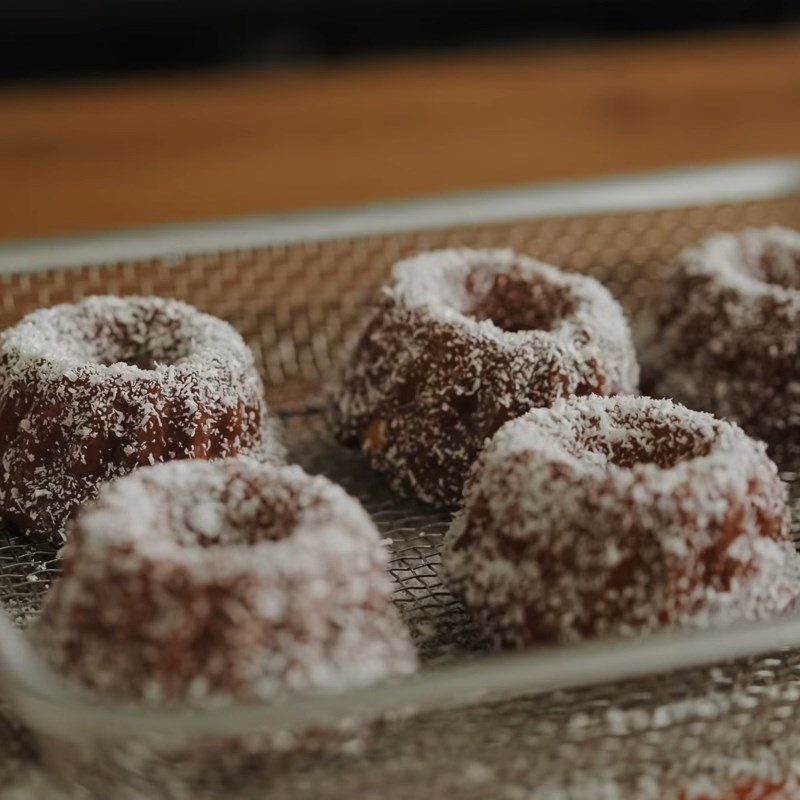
[30,458,416,705]
[443,395,798,646]
[0,296,282,541]
[642,227,800,442]
[333,249,639,506]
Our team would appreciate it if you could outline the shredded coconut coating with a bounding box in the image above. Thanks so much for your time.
[0,296,284,542]
[29,458,417,705]
[442,395,797,646]
[332,249,639,505]
[642,227,800,442]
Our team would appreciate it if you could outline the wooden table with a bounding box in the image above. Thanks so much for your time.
[1,29,799,241]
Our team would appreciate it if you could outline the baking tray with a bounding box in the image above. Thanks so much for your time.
[0,158,799,799]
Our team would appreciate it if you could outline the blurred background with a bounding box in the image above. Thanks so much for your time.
[1,1,799,240]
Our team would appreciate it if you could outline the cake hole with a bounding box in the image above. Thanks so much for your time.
[80,305,193,370]
[584,419,715,470]
[177,481,303,548]
[98,353,163,370]
[465,270,575,332]
[94,338,189,370]
[747,241,800,290]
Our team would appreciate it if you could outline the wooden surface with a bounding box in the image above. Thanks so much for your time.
[1,29,799,241]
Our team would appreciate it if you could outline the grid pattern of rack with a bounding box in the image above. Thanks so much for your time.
[0,190,798,798]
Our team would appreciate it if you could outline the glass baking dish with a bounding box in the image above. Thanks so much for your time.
[0,158,799,799]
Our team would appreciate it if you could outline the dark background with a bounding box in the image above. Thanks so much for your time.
[3,0,800,83]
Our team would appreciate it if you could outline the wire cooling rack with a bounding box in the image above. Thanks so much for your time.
[2,413,795,670]
[0,160,799,799]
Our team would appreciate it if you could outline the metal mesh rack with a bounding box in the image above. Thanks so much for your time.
[0,162,799,798]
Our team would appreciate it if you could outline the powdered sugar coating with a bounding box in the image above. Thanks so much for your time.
[30,458,417,705]
[642,227,800,441]
[443,395,796,646]
[332,249,639,505]
[0,296,283,541]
